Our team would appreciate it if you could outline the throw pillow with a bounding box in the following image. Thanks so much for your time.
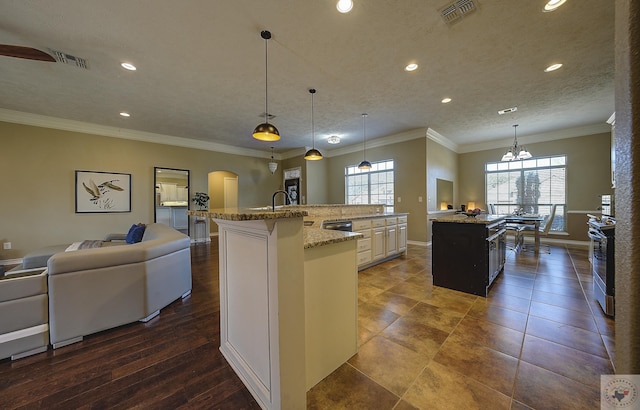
[125,223,146,244]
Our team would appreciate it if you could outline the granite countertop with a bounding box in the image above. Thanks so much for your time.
[431,213,506,224]
[187,208,308,221]
[303,228,361,249]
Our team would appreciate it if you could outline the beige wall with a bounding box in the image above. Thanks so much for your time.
[458,132,612,241]
[0,121,282,259]
[426,139,459,241]
[325,138,428,243]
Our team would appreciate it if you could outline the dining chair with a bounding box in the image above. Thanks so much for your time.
[518,204,557,253]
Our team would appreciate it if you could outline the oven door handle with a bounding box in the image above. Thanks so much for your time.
[486,228,507,242]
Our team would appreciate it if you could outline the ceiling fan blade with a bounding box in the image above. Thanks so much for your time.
[0,44,55,62]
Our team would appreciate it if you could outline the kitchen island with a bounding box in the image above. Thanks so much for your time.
[190,208,360,410]
[431,213,507,297]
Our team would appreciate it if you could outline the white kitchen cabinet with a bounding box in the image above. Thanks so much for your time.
[372,226,386,261]
[398,215,408,253]
[386,225,397,255]
[352,214,408,269]
[398,223,407,252]
[353,219,372,266]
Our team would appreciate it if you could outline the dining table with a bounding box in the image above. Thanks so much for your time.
[504,214,545,254]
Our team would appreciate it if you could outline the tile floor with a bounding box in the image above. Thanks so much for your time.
[307,243,615,409]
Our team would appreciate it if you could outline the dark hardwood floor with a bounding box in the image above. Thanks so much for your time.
[0,240,260,409]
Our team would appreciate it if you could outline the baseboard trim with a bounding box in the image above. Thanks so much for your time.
[407,240,428,247]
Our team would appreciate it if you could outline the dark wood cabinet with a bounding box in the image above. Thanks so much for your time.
[432,219,506,297]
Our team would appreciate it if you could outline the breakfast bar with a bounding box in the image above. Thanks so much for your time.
[190,208,360,410]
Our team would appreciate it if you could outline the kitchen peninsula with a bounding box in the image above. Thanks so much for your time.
[432,213,507,297]
[189,208,360,410]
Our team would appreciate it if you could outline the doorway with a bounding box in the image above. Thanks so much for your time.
[208,171,239,236]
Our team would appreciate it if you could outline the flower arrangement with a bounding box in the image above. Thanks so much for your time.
[192,192,210,210]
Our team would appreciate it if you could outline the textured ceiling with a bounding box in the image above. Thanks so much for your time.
[0,0,615,156]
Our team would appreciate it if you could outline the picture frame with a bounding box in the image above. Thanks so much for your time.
[75,170,131,213]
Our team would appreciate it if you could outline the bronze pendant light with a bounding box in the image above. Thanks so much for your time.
[358,113,371,169]
[304,88,323,160]
[253,30,280,141]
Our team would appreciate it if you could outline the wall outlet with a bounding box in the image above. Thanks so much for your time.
[418,196,423,203]
[397,196,402,203]
[3,242,11,250]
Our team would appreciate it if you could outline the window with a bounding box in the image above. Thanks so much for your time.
[485,155,566,231]
[346,160,394,213]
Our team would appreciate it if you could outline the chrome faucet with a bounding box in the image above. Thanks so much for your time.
[272,190,291,211]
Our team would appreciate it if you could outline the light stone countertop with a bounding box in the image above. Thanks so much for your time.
[303,228,361,249]
[431,213,506,225]
[187,208,308,221]
[187,209,360,249]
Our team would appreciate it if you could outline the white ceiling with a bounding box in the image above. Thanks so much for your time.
[0,0,615,157]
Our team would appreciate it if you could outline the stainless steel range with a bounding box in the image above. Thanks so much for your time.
[588,217,615,317]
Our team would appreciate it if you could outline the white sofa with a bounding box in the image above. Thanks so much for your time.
[47,223,192,348]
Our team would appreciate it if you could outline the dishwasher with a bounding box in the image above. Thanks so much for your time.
[321,220,353,232]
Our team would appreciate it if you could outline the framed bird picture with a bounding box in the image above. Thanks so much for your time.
[75,170,131,213]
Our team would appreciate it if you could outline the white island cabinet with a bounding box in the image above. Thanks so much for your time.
[194,208,360,410]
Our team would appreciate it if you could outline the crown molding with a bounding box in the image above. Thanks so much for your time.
[457,122,612,154]
[0,108,271,158]
[426,127,459,152]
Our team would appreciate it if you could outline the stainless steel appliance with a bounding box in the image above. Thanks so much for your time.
[588,217,615,317]
[322,220,353,232]
[487,221,507,287]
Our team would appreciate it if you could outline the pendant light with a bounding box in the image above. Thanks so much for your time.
[253,30,280,141]
[501,124,532,161]
[304,88,323,160]
[358,113,371,169]
[268,146,278,174]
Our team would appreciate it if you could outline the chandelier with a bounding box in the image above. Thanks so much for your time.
[268,146,278,174]
[501,124,532,161]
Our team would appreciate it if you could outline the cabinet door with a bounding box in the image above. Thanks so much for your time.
[386,226,397,255]
[398,224,407,252]
[372,227,385,260]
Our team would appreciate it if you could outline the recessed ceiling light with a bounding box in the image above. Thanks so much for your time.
[441,97,452,104]
[336,0,353,13]
[405,63,418,72]
[498,106,518,115]
[120,62,137,71]
[544,63,563,72]
[543,0,566,12]
[327,135,341,144]
[119,112,130,117]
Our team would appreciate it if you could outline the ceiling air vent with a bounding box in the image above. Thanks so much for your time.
[439,0,477,25]
[50,49,89,69]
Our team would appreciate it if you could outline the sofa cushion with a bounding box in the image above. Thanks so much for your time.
[125,224,146,244]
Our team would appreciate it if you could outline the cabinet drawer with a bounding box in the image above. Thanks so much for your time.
[398,216,407,224]
[357,250,372,265]
[352,219,371,230]
[355,229,371,239]
[386,217,397,225]
[357,237,371,252]
[372,218,386,228]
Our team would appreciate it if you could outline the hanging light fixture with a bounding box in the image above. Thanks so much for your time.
[268,146,278,174]
[304,88,323,160]
[501,124,532,161]
[358,113,372,169]
[253,30,280,141]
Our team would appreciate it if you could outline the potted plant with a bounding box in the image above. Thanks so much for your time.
[192,192,210,210]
